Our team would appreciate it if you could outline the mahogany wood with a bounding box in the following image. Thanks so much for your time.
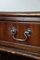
[0,12,40,60]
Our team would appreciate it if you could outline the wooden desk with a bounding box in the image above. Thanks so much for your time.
[0,12,40,60]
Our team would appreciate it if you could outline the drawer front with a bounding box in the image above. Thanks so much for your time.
[0,21,40,47]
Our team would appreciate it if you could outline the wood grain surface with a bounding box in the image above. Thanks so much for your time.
[0,12,40,60]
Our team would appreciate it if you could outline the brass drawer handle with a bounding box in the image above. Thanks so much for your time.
[10,27,32,41]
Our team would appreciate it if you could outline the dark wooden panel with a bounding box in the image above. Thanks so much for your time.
[0,12,40,60]
[0,21,40,46]
[0,51,36,60]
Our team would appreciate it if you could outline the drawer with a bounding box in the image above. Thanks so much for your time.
[0,21,40,47]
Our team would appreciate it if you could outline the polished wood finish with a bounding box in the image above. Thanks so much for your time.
[0,51,36,60]
[0,21,40,46]
[0,12,40,60]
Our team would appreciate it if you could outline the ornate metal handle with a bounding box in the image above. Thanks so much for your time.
[10,27,32,41]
